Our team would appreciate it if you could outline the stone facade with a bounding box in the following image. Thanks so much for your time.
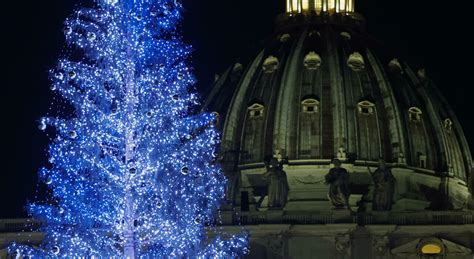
[204,2,474,258]
[214,224,474,259]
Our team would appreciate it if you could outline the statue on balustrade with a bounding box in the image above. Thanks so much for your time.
[369,159,395,211]
[263,156,290,209]
[325,159,350,209]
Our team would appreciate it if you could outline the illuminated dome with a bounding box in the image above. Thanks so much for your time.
[203,1,474,257]
[205,0,473,214]
[286,0,355,14]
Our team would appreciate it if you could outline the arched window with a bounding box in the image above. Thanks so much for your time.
[347,52,365,71]
[408,107,422,122]
[444,118,453,132]
[232,63,243,74]
[388,58,403,73]
[262,56,279,74]
[340,31,351,40]
[248,102,265,118]
[418,153,427,168]
[303,51,322,70]
[357,100,375,115]
[309,30,321,38]
[211,112,220,126]
[280,33,291,43]
[301,97,320,113]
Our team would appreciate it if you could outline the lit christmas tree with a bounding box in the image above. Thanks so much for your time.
[9,0,247,257]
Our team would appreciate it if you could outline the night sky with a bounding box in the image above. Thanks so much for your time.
[1,0,473,218]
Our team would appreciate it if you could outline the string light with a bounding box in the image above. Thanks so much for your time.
[9,0,248,257]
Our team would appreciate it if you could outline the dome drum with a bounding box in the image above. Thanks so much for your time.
[286,0,355,15]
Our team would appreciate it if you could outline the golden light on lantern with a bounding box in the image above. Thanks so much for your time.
[339,0,346,12]
[302,0,309,11]
[286,0,301,13]
[286,0,355,14]
[315,0,323,13]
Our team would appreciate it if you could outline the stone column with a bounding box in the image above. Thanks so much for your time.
[326,28,348,156]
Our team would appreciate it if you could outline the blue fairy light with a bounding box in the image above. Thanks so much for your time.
[8,0,248,257]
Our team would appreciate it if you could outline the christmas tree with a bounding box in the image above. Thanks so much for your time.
[9,0,247,257]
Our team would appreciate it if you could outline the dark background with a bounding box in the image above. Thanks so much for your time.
[1,0,473,218]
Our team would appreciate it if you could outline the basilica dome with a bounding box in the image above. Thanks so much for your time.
[204,0,473,214]
[1,1,474,258]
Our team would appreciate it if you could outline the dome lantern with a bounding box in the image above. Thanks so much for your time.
[286,0,355,15]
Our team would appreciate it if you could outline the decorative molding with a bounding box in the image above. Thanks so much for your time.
[294,174,325,184]
[280,33,291,43]
[388,58,403,73]
[232,63,243,74]
[340,31,351,40]
[248,103,265,118]
[347,52,365,71]
[357,100,375,115]
[408,107,423,122]
[444,118,453,132]
[262,56,279,73]
[301,98,320,113]
[303,51,322,70]
[418,68,427,81]
[335,233,351,254]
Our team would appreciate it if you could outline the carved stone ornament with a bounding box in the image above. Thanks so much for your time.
[418,68,427,81]
[263,56,279,73]
[388,58,403,73]
[444,118,453,132]
[304,51,322,70]
[408,107,422,122]
[373,236,390,255]
[397,152,406,164]
[248,103,265,118]
[232,63,243,74]
[301,98,320,113]
[280,33,291,43]
[309,30,321,37]
[211,111,220,126]
[267,236,284,255]
[358,100,375,115]
[294,174,325,185]
[340,31,352,40]
[347,52,365,71]
[335,234,351,253]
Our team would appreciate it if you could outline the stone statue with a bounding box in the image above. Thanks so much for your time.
[325,159,350,209]
[220,150,241,206]
[369,159,395,211]
[263,156,290,209]
[373,235,390,255]
[469,168,474,209]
